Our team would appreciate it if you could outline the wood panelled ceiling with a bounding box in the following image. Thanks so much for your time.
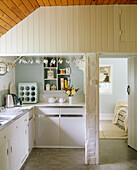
[0,0,137,37]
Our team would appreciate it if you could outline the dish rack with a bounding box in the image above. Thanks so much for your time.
[18,83,38,104]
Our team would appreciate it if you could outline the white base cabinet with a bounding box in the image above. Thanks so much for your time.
[35,108,59,146]
[35,107,85,147]
[61,116,85,147]
[0,112,29,170]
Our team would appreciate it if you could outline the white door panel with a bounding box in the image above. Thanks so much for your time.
[128,58,137,150]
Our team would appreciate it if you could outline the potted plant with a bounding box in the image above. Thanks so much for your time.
[64,85,79,104]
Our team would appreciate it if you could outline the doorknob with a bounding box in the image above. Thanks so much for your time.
[127,85,130,95]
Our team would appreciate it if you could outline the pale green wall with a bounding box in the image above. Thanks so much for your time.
[15,59,84,94]
[99,58,128,114]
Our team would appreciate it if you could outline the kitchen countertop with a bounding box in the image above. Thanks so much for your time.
[22,102,85,109]
[0,108,29,131]
[0,102,85,131]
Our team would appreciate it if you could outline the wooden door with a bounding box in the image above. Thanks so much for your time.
[128,58,137,150]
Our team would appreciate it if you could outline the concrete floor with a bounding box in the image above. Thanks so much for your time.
[21,140,137,170]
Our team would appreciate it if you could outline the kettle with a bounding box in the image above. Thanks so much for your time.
[5,94,22,108]
[5,94,14,108]
[48,97,57,103]
[59,97,66,104]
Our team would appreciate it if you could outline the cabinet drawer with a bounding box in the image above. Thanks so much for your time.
[36,107,59,115]
[60,108,85,115]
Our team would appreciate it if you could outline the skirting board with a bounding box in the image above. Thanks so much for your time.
[99,113,114,121]
[34,146,85,149]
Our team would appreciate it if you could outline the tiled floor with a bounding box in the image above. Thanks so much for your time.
[99,120,128,139]
[21,140,137,170]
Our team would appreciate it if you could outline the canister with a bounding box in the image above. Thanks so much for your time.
[46,83,50,91]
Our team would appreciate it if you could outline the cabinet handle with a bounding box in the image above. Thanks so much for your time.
[11,146,12,153]
[24,119,27,121]
[7,149,8,156]
[16,126,18,128]
[4,135,6,139]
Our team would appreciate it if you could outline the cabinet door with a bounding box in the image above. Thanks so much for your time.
[19,113,29,164]
[10,119,22,170]
[0,141,9,170]
[0,127,10,170]
[61,116,85,147]
[29,117,34,153]
[36,116,59,146]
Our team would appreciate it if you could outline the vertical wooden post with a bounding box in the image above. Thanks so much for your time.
[85,53,99,164]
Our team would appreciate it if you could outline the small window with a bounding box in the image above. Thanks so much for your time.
[99,65,113,94]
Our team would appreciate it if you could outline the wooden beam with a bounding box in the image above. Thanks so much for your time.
[29,0,39,9]
[43,0,51,6]
[0,32,3,37]
[2,0,25,20]
[12,0,30,16]
[49,0,56,6]
[37,0,45,6]
[91,0,96,5]
[61,0,67,5]
[68,0,74,5]
[0,10,16,27]
[0,18,12,30]
[80,0,86,5]
[22,0,35,13]
[0,1,20,23]
[103,0,110,5]
[0,25,8,34]
[108,0,116,5]
[74,0,80,5]
[55,0,62,6]
[86,0,92,5]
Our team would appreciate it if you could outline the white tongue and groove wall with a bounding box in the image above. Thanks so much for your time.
[0,5,137,54]
[0,5,137,165]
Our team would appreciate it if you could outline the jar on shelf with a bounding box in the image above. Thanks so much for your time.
[60,69,66,74]
[60,78,64,90]
[51,85,56,91]
[46,83,50,91]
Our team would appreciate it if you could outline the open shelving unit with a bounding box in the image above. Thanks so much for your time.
[44,57,71,91]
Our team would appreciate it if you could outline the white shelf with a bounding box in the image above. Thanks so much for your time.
[44,67,57,69]
[44,79,57,80]
[57,74,70,76]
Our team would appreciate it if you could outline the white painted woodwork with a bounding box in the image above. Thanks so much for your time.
[0,127,9,170]
[28,109,34,153]
[0,5,137,54]
[128,58,137,151]
[61,117,85,147]
[36,116,60,146]
[35,107,85,147]
[0,112,29,170]
[60,110,85,147]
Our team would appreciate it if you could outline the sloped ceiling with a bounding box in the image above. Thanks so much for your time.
[0,0,136,37]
